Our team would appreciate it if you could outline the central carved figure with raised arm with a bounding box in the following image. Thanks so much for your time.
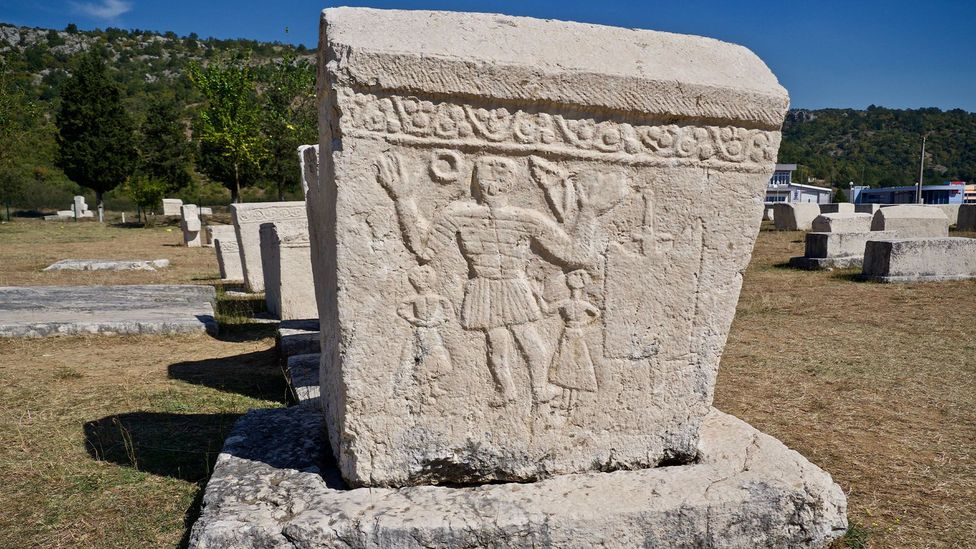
[376,152,597,405]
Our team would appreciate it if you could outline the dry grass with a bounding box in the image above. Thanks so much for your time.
[0,217,973,548]
[715,227,976,548]
[0,217,221,286]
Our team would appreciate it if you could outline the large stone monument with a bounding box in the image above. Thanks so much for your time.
[259,220,317,320]
[870,204,948,237]
[230,202,307,292]
[190,8,846,547]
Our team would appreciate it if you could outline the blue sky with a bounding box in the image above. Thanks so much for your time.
[3,0,975,111]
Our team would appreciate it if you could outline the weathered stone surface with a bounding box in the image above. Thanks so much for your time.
[763,203,775,221]
[810,212,872,233]
[259,221,316,321]
[188,405,847,549]
[230,202,307,292]
[298,144,319,197]
[308,8,789,487]
[870,204,948,237]
[287,353,321,408]
[0,285,217,337]
[861,237,976,282]
[43,259,170,272]
[957,204,976,231]
[773,202,820,231]
[818,203,854,214]
[181,204,202,247]
[931,204,960,227]
[789,230,897,270]
[205,224,234,249]
[855,203,883,215]
[214,236,245,282]
[278,319,321,359]
[162,198,183,216]
[199,206,213,216]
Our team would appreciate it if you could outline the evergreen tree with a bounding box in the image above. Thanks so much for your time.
[56,50,136,220]
[137,97,193,192]
[188,56,266,203]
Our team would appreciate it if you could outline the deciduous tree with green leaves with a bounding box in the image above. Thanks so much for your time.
[188,56,266,203]
[56,50,136,221]
[258,51,316,200]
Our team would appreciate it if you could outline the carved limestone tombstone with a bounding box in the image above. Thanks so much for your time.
[230,202,307,292]
[307,8,788,488]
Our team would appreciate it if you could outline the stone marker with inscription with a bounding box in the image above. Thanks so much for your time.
[230,201,307,292]
[190,8,846,547]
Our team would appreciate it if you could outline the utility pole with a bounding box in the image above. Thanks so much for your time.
[916,133,928,204]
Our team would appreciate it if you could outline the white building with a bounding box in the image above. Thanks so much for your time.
[765,164,832,204]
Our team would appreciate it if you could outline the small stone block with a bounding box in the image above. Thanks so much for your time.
[810,212,872,233]
[287,353,321,408]
[773,202,821,231]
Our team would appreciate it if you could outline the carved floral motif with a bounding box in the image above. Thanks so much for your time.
[338,89,778,165]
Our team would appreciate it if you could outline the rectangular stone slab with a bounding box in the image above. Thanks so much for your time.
[869,204,948,237]
[230,202,307,292]
[773,202,820,231]
[308,7,788,487]
[187,406,847,548]
[0,285,216,337]
[862,237,976,282]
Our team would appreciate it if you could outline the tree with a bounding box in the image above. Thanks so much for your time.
[137,97,193,192]
[0,61,41,220]
[125,175,167,224]
[833,186,848,203]
[258,51,316,200]
[56,50,136,221]
[188,56,266,203]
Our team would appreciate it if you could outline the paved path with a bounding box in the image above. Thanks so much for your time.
[0,285,217,337]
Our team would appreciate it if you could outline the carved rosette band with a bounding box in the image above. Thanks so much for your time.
[234,207,307,225]
[337,89,780,169]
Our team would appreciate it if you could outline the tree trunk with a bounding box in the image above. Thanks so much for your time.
[278,177,285,201]
[233,162,241,204]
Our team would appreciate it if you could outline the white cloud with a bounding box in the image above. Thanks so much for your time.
[70,0,133,20]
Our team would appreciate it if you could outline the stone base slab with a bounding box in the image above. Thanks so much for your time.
[0,285,217,337]
[188,406,847,548]
[277,319,321,359]
[788,255,862,271]
[43,259,170,272]
[286,353,321,408]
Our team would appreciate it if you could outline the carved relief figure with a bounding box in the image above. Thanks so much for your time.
[377,152,597,405]
[397,265,454,409]
[542,269,601,410]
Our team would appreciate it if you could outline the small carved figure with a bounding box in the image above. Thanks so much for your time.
[377,152,597,406]
[397,265,454,408]
[544,269,600,410]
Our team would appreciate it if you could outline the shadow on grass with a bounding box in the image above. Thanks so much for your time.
[830,270,871,283]
[168,348,288,402]
[83,412,241,482]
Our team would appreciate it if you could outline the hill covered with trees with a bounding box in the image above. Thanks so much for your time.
[1,22,974,214]
[0,22,315,213]
[781,107,976,189]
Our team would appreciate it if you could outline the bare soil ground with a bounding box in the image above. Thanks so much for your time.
[0,218,973,548]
